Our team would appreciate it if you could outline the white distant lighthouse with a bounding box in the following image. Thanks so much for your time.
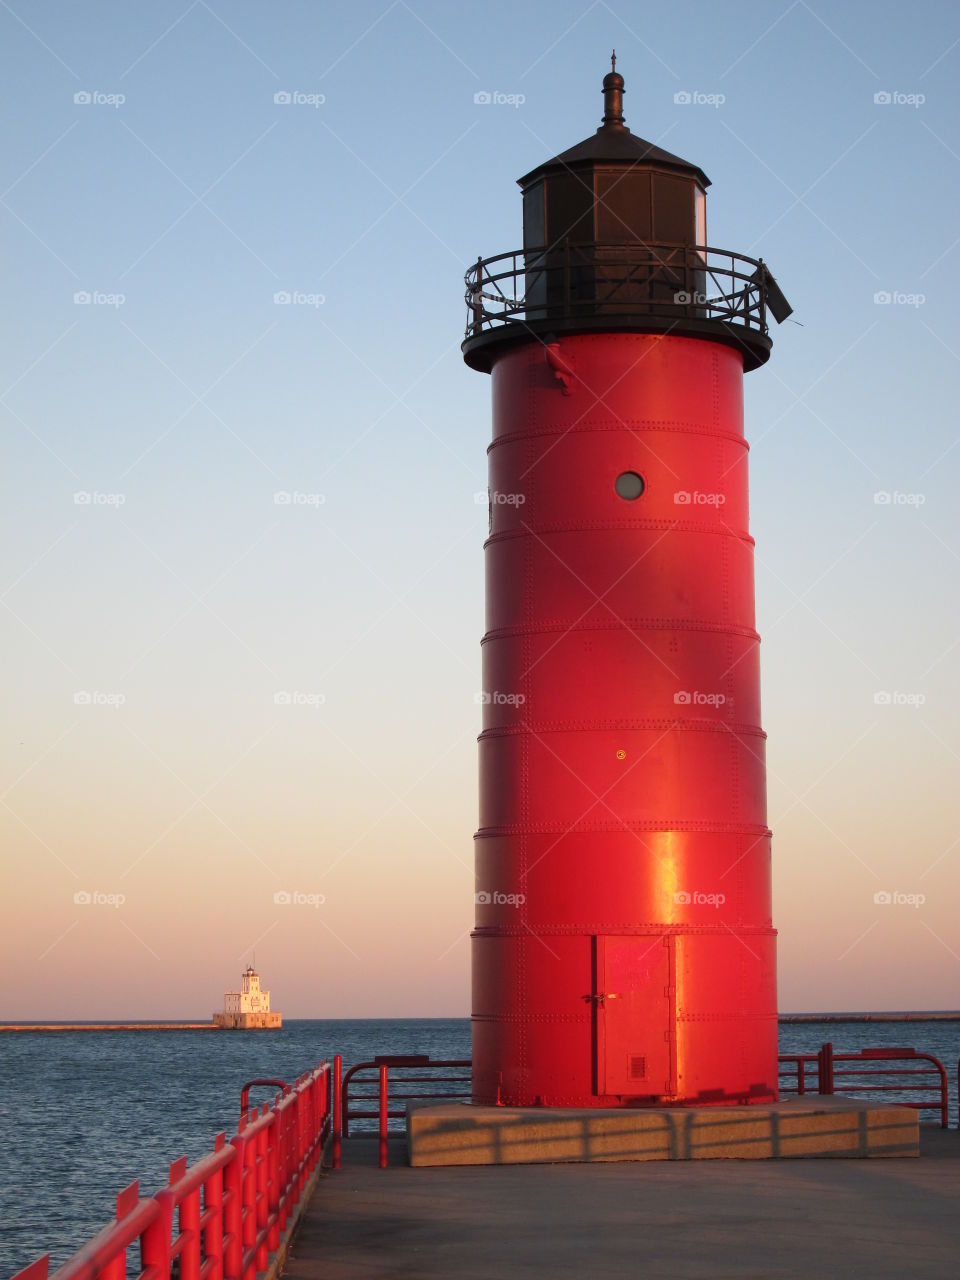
[214,966,282,1030]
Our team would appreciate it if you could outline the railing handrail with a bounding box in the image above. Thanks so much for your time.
[463,241,773,351]
[239,1077,290,1117]
[778,1044,948,1127]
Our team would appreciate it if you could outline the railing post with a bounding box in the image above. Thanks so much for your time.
[242,1127,258,1280]
[141,1188,173,1280]
[266,1109,280,1252]
[293,1087,304,1201]
[312,1069,324,1165]
[379,1064,389,1170]
[935,1058,948,1129]
[818,1042,835,1095]
[472,256,483,331]
[179,1184,202,1280]
[332,1055,342,1169]
[205,1139,226,1280]
[758,257,768,334]
[223,1135,244,1280]
[254,1111,269,1272]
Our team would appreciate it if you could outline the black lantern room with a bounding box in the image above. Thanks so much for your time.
[463,55,791,373]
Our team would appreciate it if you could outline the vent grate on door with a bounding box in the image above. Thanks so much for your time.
[629,1054,647,1080]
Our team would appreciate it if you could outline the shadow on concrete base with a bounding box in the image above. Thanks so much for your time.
[406,1097,919,1166]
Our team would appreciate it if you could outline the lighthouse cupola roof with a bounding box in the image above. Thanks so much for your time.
[517,55,710,190]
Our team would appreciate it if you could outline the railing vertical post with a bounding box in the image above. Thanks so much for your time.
[934,1058,948,1129]
[266,1109,280,1252]
[379,1065,389,1170]
[254,1113,269,1272]
[797,1058,805,1096]
[293,1087,304,1201]
[205,1147,225,1280]
[472,256,483,331]
[141,1188,173,1280]
[179,1184,202,1280]
[332,1055,342,1169]
[818,1042,835,1095]
[223,1138,243,1280]
[312,1069,323,1164]
[242,1130,258,1280]
[341,1069,350,1141]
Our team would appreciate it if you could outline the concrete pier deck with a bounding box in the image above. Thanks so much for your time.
[282,1130,960,1279]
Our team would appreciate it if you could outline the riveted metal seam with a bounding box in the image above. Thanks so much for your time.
[481,618,761,643]
[478,719,767,739]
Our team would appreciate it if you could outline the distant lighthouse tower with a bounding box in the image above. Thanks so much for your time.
[465,57,792,1108]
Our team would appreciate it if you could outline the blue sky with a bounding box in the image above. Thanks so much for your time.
[2,1,959,1016]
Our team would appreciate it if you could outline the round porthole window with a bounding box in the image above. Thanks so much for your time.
[615,471,645,500]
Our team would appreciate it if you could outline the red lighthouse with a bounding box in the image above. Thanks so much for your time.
[465,57,792,1109]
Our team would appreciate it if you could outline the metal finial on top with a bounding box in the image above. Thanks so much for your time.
[601,51,625,128]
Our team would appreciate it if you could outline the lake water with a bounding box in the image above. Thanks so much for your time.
[1,1018,957,1275]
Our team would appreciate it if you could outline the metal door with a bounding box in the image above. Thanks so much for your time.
[598,935,674,1096]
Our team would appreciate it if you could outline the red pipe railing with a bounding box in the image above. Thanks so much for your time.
[331,1055,342,1169]
[239,1078,289,1118]
[378,1066,389,1170]
[12,1062,332,1280]
[779,1043,948,1127]
[340,1056,471,1167]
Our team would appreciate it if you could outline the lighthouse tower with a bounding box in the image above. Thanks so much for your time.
[465,57,791,1108]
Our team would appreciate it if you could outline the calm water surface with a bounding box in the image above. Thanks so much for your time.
[1,1017,957,1274]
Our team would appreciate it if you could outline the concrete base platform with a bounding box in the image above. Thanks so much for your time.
[407,1096,918,1166]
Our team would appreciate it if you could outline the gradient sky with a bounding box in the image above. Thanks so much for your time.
[1,0,958,1018]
